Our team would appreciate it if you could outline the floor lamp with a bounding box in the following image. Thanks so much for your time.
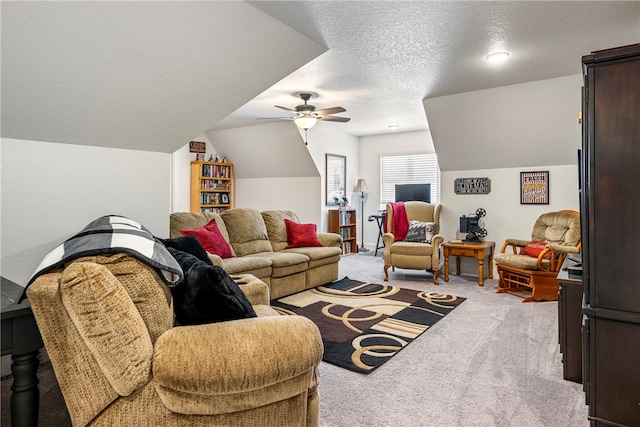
[354,178,370,252]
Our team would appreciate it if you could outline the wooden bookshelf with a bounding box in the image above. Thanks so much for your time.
[328,208,357,255]
[190,161,233,213]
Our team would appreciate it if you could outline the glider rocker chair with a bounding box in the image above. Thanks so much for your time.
[382,202,443,284]
[27,254,323,426]
[494,210,581,302]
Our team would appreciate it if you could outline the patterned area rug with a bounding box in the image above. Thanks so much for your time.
[272,277,466,374]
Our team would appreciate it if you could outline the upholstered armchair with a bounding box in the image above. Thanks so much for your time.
[494,210,581,302]
[26,253,323,426]
[382,202,443,284]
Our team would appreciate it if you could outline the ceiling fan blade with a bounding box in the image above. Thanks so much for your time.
[274,105,295,112]
[315,106,346,115]
[256,116,293,120]
[319,116,351,123]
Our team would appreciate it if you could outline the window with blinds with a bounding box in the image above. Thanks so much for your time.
[380,153,439,204]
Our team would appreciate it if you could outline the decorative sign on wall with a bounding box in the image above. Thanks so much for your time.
[521,171,549,204]
[454,177,491,195]
[189,141,206,153]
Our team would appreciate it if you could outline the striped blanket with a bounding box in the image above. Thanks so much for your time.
[20,215,182,302]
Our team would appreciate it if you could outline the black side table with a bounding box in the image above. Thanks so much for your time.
[2,276,44,427]
[368,214,385,256]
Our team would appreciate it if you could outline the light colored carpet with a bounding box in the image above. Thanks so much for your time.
[318,253,588,427]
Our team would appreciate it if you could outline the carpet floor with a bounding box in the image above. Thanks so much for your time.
[273,277,465,374]
[1,252,589,426]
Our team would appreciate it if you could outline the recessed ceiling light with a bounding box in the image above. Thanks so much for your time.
[485,51,510,63]
[388,124,399,130]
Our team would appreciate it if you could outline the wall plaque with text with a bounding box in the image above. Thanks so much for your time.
[189,141,206,153]
[454,177,491,195]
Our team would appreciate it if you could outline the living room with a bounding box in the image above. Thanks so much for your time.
[2,2,640,426]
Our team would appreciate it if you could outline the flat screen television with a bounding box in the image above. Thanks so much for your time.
[395,183,431,203]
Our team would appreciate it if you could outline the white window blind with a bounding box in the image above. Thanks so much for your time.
[380,153,439,204]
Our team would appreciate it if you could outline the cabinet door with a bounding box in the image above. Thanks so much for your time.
[590,317,640,425]
[587,58,640,313]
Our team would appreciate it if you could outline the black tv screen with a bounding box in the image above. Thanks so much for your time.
[395,184,431,203]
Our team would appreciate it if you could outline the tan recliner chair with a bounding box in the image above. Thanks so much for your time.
[494,210,581,302]
[26,253,322,426]
[382,202,443,284]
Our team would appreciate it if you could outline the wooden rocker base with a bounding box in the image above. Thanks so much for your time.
[496,265,559,302]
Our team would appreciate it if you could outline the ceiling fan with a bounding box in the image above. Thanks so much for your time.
[259,92,351,130]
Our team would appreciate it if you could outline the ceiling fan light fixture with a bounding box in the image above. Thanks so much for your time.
[294,116,318,130]
[485,51,510,63]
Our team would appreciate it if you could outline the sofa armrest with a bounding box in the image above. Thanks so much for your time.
[152,316,323,415]
[232,274,270,305]
[316,232,342,247]
[547,243,580,256]
[501,238,531,253]
[381,232,395,246]
[206,253,224,267]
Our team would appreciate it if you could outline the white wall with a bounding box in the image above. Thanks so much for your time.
[235,177,321,225]
[440,164,579,276]
[306,125,360,232]
[0,138,171,285]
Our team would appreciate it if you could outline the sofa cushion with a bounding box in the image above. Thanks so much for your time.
[404,220,437,244]
[60,261,153,396]
[168,248,256,325]
[169,212,221,239]
[221,208,273,256]
[221,256,272,279]
[284,247,342,269]
[180,220,234,259]
[261,210,299,251]
[247,252,309,278]
[520,240,551,259]
[284,219,323,249]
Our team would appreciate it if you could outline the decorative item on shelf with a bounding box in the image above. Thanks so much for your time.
[354,178,370,252]
[460,208,487,242]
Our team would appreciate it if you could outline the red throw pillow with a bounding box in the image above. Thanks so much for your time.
[284,219,323,249]
[520,241,552,259]
[180,220,233,259]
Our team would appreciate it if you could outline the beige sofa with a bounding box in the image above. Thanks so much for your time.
[170,209,342,299]
[27,254,322,426]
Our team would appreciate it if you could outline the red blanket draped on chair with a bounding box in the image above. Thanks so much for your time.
[388,202,408,241]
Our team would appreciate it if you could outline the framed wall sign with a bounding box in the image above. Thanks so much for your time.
[189,141,206,153]
[454,177,491,194]
[326,154,346,206]
[521,171,549,204]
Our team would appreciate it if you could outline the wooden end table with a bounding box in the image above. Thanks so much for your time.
[442,241,495,286]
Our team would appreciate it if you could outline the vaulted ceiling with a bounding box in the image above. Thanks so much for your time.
[2,2,639,167]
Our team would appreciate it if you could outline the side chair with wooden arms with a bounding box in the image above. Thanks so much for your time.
[382,201,443,284]
[494,210,581,302]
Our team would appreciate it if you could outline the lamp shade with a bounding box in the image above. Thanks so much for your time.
[294,116,317,130]
[354,179,370,193]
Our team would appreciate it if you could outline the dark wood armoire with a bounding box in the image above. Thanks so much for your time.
[581,43,640,426]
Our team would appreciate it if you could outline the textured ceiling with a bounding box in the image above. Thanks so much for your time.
[217,1,640,136]
[1,1,639,153]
